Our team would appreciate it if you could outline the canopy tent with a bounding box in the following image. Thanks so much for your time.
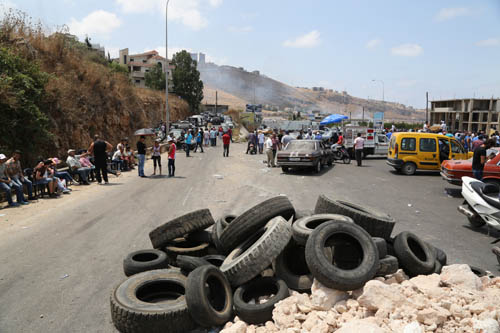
[320,114,348,126]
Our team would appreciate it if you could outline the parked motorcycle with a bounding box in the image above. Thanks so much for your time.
[331,144,351,164]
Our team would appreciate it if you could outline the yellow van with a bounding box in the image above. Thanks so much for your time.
[387,132,469,175]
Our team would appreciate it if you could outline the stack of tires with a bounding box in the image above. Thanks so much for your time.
[110,195,449,333]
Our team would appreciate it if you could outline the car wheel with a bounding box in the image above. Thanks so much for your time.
[343,156,351,164]
[401,162,416,175]
[314,162,321,173]
[281,166,289,173]
[327,158,333,166]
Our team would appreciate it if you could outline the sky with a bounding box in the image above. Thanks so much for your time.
[2,0,500,108]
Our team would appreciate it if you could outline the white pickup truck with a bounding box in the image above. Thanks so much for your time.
[343,125,389,158]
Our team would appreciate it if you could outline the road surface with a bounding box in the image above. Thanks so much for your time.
[0,143,498,332]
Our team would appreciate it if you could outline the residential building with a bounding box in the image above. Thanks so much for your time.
[190,52,198,63]
[430,98,500,133]
[117,48,173,89]
[198,53,206,65]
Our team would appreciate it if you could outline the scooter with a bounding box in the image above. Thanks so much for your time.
[458,176,500,231]
[331,144,351,164]
[458,176,500,264]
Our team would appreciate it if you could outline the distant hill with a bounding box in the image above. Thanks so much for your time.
[199,63,424,123]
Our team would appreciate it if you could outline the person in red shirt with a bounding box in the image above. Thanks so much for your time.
[222,132,231,157]
[228,127,233,142]
[167,139,176,177]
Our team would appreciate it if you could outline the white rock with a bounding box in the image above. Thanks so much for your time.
[334,300,348,314]
[409,274,443,298]
[357,280,407,311]
[335,319,386,333]
[310,279,348,310]
[472,318,500,333]
[440,264,482,291]
[301,311,320,331]
[221,321,247,333]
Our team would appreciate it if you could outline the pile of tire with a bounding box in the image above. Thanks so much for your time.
[110,195,448,333]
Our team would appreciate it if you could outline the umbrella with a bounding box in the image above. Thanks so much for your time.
[320,114,348,125]
[134,128,156,136]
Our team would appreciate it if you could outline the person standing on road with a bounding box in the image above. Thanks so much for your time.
[258,131,265,154]
[152,140,162,175]
[281,131,292,148]
[265,135,275,168]
[472,139,495,180]
[137,136,147,178]
[246,131,256,154]
[167,138,176,177]
[194,129,204,153]
[210,128,217,146]
[271,134,279,166]
[88,135,113,184]
[185,130,193,157]
[228,127,233,143]
[354,133,365,167]
[204,128,210,147]
[223,131,231,157]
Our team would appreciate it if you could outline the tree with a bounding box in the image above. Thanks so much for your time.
[171,50,203,113]
[0,47,52,162]
[144,63,166,90]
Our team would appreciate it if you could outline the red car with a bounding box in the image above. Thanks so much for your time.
[441,148,500,185]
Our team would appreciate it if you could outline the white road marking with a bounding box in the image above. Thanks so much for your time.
[182,187,193,206]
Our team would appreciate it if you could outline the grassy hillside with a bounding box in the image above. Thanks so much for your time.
[0,10,190,164]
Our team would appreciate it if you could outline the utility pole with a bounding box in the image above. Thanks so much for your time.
[425,92,428,123]
[362,106,365,122]
[165,0,170,135]
[215,91,218,114]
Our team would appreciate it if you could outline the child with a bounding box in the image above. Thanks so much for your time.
[168,138,176,177]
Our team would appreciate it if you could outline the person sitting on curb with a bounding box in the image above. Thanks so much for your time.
[34,160,58,198]
[0,154,27,207]
[6,150,36,201]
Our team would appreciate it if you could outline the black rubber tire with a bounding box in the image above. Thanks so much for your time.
[292,214,354,245]
[221,216,292,287]
[187,229,213,245]
[233,277,289,325]
[219,196,295,254]
[343,156,351,164]
[281,166,289,173]
[401,162,416,175]
[186,265,233,327]
[314,195,395,240]
[469,265,487,277]
[433,260,443,274]
[372,237,388,259]
[425,242,447,266]
[164,238,210,263]
[375,255,399,276]
[149,209,215,249]
[393,231,435,277]
[305,221,379,291]
[468,215,486,228]
[273,239,313,292]
[314,161,321,173]
[202,255,226,268]
[123,249,169,277]
[176,255,211,273]
[211,215,236,252]
[110,269,195,333]
[293,209,313,221]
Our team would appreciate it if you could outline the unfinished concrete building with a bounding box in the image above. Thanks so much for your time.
[430,98,500,133]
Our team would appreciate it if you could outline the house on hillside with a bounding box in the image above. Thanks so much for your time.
[115,49,174,90]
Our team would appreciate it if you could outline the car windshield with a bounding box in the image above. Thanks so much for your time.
[285,141,316,151]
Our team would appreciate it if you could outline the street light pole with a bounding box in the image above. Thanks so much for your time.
[165,0,170,135]
[372,79,384,102]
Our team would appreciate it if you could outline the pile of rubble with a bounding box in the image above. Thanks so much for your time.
[221,265,500,333]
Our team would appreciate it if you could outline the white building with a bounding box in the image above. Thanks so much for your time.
[117,49,174,89]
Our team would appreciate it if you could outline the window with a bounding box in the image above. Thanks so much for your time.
[123,55,127,63]
[450,140,465,154]
[135,80,141,84]
[401,138,416,151]
[130,58,134,62]
[419,138,436,152]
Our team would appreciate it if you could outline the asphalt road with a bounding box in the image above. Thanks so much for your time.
[0,142,498,332]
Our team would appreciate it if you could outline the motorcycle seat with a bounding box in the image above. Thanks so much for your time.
[471,181,500,209]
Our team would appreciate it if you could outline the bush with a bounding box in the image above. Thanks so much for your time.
[0,46,52,159]
[108,61,129,75]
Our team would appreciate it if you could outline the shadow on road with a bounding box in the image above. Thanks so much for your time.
[389,170,441,177]
[281,164,335,177]
[445,187,462,198]
[462,224,500,238]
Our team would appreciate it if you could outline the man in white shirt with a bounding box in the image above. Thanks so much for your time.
[265,135,275,167]
[258,132,265,154]
[66,149,91,184]
[354,133,365,167]
[112,148,125,171]
[281,131,292,148]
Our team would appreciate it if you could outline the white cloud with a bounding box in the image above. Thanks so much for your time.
[68,10,121,40]
[106,46,120,59]
[391,43,423,57]
[435,7,470,21]
[366,38,381,49]
[115,0,216,30]
[476,38,500,47]
[228,25,253,33]
[209,0,223,7]
[283,30,321,48]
